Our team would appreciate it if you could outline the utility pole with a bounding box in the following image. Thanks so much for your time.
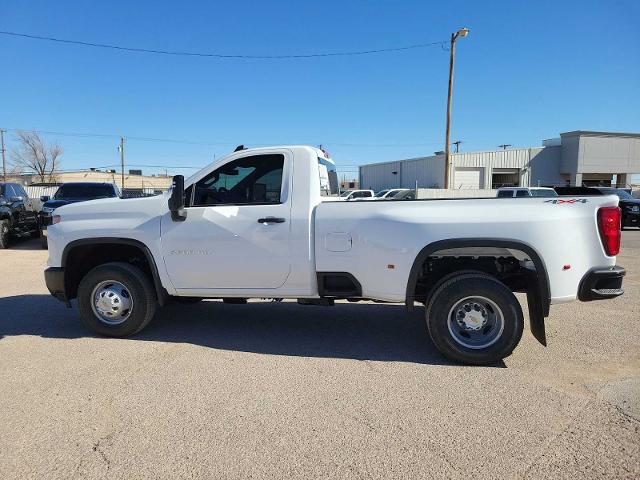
[452,140,462,153]
[443,28,469,189]
[0,129,6,182]
[119,137,125,190]
[498,144,512,150]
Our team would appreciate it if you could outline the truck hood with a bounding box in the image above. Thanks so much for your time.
[43,198,100,209]
[54,193,167,219]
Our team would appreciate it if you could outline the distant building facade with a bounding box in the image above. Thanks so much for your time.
[359,131,640,191]
[8,169,173,196]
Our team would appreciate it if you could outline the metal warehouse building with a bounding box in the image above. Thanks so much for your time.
[359,131,640,191]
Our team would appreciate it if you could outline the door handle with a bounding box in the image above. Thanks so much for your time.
[257,217,285,224]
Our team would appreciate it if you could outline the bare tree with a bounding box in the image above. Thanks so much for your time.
[11,130,63,183]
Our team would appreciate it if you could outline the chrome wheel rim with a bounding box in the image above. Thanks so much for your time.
[447,296,504,349]
[91,280,133,325]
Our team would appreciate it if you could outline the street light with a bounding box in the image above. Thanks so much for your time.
[443,27,470,189]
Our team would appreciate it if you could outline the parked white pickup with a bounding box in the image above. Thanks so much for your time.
[44,146,626,364]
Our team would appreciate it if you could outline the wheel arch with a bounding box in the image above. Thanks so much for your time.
[61,237,168,306]
[405,238,551,346]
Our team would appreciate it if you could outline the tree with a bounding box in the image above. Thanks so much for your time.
[11,130,63,183]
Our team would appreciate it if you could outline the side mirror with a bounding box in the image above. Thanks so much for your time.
[11,196,24,203]
[168,175,187,222]
[40,195,50,202]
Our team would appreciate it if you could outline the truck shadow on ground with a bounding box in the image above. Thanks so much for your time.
[0,295,504,367]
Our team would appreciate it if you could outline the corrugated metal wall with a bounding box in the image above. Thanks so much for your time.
[452,149,531,188]
[359,156,444,191]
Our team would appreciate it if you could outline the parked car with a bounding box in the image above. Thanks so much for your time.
[554,186,639,229]
[39,182,120,248]
[0,182,40,249]
[44,146,625,365]
[338,189,374,200]
[390,189,416,200]
[496,187,558,198]
[365,188,410,200]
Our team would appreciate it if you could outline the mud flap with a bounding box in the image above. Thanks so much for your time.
[526,287,547,346]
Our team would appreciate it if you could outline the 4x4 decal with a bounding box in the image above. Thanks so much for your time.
[544,199,588,204]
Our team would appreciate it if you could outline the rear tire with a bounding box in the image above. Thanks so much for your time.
[0,220,10,249]
[77,262,157,337]
[426,272,524,365]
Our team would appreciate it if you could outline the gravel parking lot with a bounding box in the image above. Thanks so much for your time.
[1,233,639,479]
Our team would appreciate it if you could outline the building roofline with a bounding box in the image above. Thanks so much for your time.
[560,130,640,138]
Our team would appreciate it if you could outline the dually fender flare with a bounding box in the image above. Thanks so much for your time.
[405,238,551,346]
[61,237,169,306]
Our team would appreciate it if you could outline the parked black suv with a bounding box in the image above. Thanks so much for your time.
[554,186,640,229]
[0,182,40,248]
[40,182,120,247]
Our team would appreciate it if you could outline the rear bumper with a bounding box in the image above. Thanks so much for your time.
[44,267,67,303]
[578,266,626,301]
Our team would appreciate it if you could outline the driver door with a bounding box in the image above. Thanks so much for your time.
[160,152,292,291]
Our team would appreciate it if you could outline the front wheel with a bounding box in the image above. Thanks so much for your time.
[77,262,157,337]
[0,219,10,249]
[426,272,524,365]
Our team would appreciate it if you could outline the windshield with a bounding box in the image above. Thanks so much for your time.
[340,191,352,197]
[54,184,116,200]
[530,189,558,198]
[374,190,390,198]
[598,187,634,200]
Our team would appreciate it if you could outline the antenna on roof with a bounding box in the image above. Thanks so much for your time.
[234,145,246,152]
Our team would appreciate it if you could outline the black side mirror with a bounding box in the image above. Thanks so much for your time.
[40,195,50,202]
[168,175,187,221]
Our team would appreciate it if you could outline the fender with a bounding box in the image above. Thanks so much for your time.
[61,237,169,306]
[405,238,551,346]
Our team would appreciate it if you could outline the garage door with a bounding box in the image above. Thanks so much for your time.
[454,167,484,189]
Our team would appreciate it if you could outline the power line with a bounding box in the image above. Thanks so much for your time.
[4,127,443,148]
[0,30,448,59]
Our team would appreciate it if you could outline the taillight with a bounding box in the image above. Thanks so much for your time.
[52,215,61,225]
[597,207,621,256]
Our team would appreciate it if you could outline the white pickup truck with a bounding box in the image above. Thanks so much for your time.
[44,146,626,365]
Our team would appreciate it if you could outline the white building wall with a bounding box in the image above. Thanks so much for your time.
[359,156,444,191]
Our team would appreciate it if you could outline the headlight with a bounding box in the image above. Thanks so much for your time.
[42,206,55,213]
[629,205,639,213]
[52,215,62,224]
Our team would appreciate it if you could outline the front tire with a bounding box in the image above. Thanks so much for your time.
[0,219,10,249]
[426,272,524,365]
[77,262,157,337]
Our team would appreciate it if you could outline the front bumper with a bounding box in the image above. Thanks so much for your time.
[44,267,67,303]
[578,266,626,301]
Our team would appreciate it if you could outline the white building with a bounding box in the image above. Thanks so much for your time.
[359,131,640,191]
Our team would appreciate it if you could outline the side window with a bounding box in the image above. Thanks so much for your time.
[191,154,284,207]
[516,190,529,197]
[497,190,512,198]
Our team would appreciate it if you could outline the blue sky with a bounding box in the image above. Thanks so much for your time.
[1,0,639,181]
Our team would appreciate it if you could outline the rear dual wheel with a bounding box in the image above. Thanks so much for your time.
[426,272,524,365]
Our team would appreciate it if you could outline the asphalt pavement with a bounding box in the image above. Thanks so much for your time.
[1,232,639,479]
